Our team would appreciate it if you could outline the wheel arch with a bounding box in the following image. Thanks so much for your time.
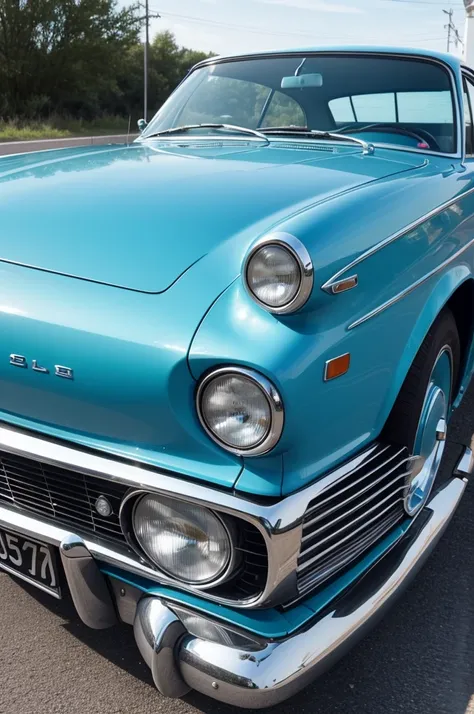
[381,266,473,432]
[445,277,474,398]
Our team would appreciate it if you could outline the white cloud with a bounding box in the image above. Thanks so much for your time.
[259,0,363,14]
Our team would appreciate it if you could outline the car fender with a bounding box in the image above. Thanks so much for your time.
[378,265,472,428]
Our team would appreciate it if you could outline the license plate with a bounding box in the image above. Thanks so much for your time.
[0,527,60,597]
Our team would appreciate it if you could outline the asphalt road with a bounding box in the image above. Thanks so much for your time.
[0,396,473,714]
[0,135,137,156]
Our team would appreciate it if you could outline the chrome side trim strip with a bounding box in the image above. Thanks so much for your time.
[321,185,474,296]
[348,235,474,329]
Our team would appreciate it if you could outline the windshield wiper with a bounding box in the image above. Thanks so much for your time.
[261,127,374,154]
[143,123,269,143]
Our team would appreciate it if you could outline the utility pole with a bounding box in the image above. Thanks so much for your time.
[139,1,160,121]
[443,8,463,53]
[144,0,149,121]
[444,8,453,51]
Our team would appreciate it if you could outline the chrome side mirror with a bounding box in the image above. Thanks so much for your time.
[137,118,148,133]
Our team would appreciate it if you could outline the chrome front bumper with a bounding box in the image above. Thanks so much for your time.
[0,462,468,708]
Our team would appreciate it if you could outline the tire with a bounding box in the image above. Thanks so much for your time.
[383,308,460,512]
[384,308,460,450]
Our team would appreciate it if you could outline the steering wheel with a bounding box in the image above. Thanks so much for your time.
[337,123,441,151]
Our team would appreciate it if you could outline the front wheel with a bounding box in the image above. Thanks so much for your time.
[384,308,460,515]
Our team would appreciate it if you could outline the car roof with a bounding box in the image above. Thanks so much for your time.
[194,46,462,73]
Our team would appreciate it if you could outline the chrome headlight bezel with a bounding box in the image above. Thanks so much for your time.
[121,490,237,587]
[196,366,284,456]
[243,232,314,315]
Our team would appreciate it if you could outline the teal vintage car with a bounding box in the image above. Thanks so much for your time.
[0,46,472,707]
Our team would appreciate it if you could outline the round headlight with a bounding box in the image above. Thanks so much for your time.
[244,233,313,314]
[247,244,300,307]
[197,367,284,455]
[133,494,231,584]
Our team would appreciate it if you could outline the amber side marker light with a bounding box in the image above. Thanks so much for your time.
[324,353,351,381]
[331,275,358,294]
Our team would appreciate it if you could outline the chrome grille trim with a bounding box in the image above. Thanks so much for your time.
[296,508,404,597]
[0,425,410,607]
[301,465,412,540]
[302,453,413,531]
[296,445,410,593]
[298,496,404,573]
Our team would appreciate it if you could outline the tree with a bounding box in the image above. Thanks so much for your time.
[0,0,141,118]
[0,3,214,123]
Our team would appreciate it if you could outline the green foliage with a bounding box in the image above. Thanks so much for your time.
[0,120,70,140]
[0,2,213,124]
[0,114,130,141]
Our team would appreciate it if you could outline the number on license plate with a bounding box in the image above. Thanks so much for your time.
[0,528,59,594]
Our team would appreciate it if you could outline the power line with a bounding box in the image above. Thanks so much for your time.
[151,10,326,37]
[381,0,463,5]
[151,9,457,42]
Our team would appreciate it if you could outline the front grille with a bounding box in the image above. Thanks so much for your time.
[0,451,129,543]
[0,447,269,601]
[230,521,268,599]
[296,444,411,597]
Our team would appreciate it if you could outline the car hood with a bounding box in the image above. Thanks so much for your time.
[0,140,425,293]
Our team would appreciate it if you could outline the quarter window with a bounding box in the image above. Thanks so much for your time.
[263,91,306,127]
[463,76,474,156]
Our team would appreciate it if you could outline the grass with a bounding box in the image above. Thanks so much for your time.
[0,116,131,142]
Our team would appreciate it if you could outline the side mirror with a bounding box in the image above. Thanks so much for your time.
[137,118,148,133]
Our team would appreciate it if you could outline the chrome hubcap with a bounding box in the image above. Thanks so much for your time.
[404,347,452,516]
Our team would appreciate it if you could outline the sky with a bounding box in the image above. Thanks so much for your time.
[119,0,467,58]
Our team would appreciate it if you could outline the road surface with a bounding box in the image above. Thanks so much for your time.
[0,391,473,714]
[0,135,138,156]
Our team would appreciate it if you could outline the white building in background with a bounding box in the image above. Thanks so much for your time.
[464,1,474,65]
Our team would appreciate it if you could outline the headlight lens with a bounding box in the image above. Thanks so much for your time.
[244,233,314,314]
[133,494,231,583]
[246,244,300,308]
[197,368,284,455]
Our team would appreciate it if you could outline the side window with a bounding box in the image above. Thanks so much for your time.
[263,91,306,127]
[329,96,355,124]
[397,91,453,123]
[351,93,396,122]
[464,77,474,156]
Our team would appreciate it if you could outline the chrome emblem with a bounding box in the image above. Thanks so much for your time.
[10,354,74,379]
[95,495,113,518]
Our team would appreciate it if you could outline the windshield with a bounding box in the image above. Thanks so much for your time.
[142,54,456,154]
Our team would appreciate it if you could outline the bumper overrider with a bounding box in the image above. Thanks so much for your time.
[0,428,470,708]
